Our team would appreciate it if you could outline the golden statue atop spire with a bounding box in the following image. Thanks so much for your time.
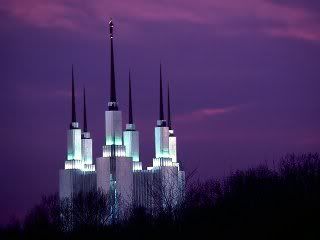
[109,18,114,38]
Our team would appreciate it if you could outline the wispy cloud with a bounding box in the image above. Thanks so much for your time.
[1,0,85,31]
[175,105,242,122]
[17,83,78,100]
[264,26,320,42]
[2,0,320,42]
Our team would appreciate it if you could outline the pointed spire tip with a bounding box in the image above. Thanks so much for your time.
[167,82,172,130]
[108,18,118,110]
[83,87,88,132]
[159,63,165,122]
[71,65,76,124]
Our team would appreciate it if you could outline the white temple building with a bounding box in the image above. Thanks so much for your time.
[59,20,185,215]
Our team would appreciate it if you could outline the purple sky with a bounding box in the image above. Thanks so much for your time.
[1,0,320,225]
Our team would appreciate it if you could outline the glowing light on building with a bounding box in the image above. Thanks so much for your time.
[155,125,170,158]
[169,130,177,163]
[102,145,126,157]
[67,126,82,161]
[59,20,185,213]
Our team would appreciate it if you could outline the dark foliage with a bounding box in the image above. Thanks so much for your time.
[1,153,320,239]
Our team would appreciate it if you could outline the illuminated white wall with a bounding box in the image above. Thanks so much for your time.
[67,123,82,161]
[105,110,123,145]
[103,145,126,157]
[65,160,95,172]
[59,169,76,199]
[133,170,153,208]
[162,166,179,207]
[123,124,140,162]
[152,157,180,169]
[169,130,177,163]
[65,160,83,170]
[96,157,111,194]
[133,161,142,171]
[81,133,92,165]
[115,157,133,207]
[83,164,95,172]
[155,125,169,158]
[59,169,96,200]
[151,166,180,209]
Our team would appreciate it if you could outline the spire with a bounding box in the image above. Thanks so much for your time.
[128,70,133,124]
[108,19,117,110]
[83,87,88,132]
[167,82,172,130]
[159,64,164,121]
[71,65,76,123]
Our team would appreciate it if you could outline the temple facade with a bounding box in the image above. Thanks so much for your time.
[59,20,185,216]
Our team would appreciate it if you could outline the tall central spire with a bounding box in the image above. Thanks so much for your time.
[108,19,118,110]
[167,83,172,130]
[83,88,88,132]
[71,65,76,123]
[159,64,164,121]
[128,71,133,124]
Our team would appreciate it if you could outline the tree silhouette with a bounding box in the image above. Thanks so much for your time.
[2,153,320,239]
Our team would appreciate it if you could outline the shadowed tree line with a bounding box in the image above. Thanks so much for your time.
[1,153,320,239]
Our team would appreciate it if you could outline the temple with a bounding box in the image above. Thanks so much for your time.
[59,20,185,218]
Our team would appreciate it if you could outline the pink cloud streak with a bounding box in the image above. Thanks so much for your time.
[175,105,241,122]
[2,0,320,41]
[265,26,320,42]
